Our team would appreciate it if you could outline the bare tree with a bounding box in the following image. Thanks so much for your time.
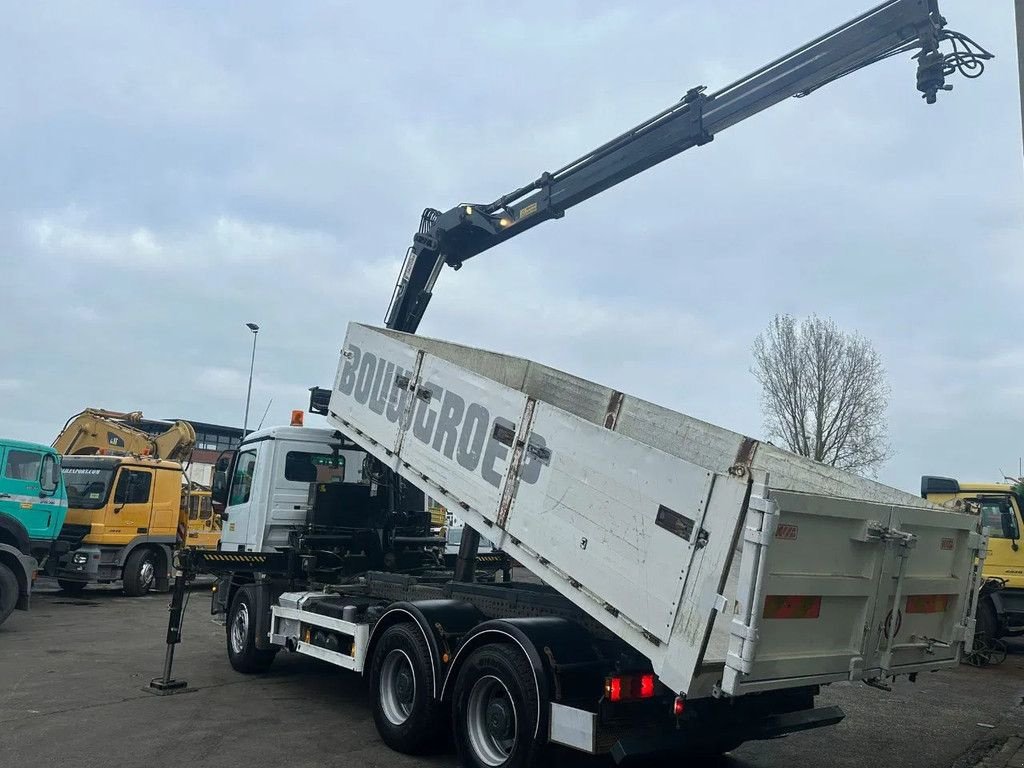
[752,314,891,476]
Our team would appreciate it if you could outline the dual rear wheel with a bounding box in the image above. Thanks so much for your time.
[369,628,540,768]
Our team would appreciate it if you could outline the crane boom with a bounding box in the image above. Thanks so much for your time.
[383,0,990,335]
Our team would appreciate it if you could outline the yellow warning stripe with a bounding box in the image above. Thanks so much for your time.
[200,553,268,564]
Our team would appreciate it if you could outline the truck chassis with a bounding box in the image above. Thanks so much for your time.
[190,548,841,764]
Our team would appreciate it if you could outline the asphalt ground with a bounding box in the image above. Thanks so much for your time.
[2,580,1023,768]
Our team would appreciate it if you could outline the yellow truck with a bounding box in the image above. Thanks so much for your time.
[51,408,219,595]
[921,476,1024,643]
[56,455,220,595]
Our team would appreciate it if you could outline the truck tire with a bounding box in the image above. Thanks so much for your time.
[369,623,444,754]
[57,579,87,596]
[122,548,157,597]
[976,597,1000,643]
[0,562,18,626]
[226,587,277,673]
[452,643,544,768]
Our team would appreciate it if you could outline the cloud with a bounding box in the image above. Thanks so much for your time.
[0,378,23,391]
[0,0,1019,497]
[25,209,342,270]
[30,208,163,264]
[195,367,250,399]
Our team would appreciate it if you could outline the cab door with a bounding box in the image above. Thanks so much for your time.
[219,449,259,551]
[1,446,51,541]
[973,495,1024,588]
[105,468,154,543]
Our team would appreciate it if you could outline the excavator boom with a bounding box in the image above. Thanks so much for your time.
[52,408,196,463]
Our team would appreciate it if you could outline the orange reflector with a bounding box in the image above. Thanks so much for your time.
[905,594,951,614]
[763,595,822,619]
[291,410,304,427]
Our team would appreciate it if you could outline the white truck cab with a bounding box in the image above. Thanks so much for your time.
[216,426,367,553]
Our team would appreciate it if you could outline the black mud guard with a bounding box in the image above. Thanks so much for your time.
[365,599,484,698]
[252,581,277,650]
[440,616,607,742]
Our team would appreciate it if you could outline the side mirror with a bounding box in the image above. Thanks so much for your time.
[39,455,60,495]
[211,450,237,507]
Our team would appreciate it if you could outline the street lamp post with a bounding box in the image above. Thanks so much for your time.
[242,322,260,435]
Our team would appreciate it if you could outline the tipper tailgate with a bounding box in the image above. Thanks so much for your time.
[722,488,984,695]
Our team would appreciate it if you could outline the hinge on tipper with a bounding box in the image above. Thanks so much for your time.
[723,479,778,692]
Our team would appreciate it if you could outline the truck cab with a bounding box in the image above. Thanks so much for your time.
[922,475,1024,638]
[214,426,367,553]
[0,438,67,626]
[55,455,217,596]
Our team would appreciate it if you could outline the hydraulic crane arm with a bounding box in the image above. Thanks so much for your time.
[384,0,991,335]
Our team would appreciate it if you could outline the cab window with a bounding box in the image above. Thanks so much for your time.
[976,498,1020,540]
[284,452,345,484]
[114,470,152,505]
[4,449,41,482]
[229,451,257,506]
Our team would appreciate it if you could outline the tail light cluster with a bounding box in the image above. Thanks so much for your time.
[604,673,656,702]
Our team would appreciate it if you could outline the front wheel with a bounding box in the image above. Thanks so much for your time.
[0,562,18,626]
[122,548,157,597]
[452,644,543,768]
[368,623,444,754]
[226,586,277,673]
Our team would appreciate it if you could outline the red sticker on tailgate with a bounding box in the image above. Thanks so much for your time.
[775,524,799,540]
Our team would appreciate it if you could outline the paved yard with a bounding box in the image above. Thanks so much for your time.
[2,581,1023,768]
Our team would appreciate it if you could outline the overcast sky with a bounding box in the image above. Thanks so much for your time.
[1,1,1020,493]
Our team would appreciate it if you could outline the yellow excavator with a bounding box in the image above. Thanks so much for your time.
[52,408,196,461]
[50,409,218,596]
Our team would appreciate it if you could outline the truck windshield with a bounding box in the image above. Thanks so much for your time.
[63,467,115,509]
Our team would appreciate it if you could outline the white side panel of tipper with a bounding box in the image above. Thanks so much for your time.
[369,325,932,509]
[504,400,717,643]
[327,324,751,695]
[398,352,530,522]
[328,324,422,454]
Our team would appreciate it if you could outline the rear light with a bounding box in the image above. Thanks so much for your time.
[640,674,655,698]
[608,677,622,702]
[673,696,686,717]
[605,673,658,702]
[763,595,822,619]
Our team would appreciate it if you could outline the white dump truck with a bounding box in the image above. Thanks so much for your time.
[191,322,983,766]
[160,3,992,764]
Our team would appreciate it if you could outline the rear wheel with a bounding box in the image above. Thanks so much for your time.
[976,598,1000,643]
[453,644,543,768]
[57,579,87,596]
[369,623,443,754]
[0,562,19,626]
[122,548,157,597]
[226,586,277,673]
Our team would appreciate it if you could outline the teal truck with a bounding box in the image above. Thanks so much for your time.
[0,439,68,626]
